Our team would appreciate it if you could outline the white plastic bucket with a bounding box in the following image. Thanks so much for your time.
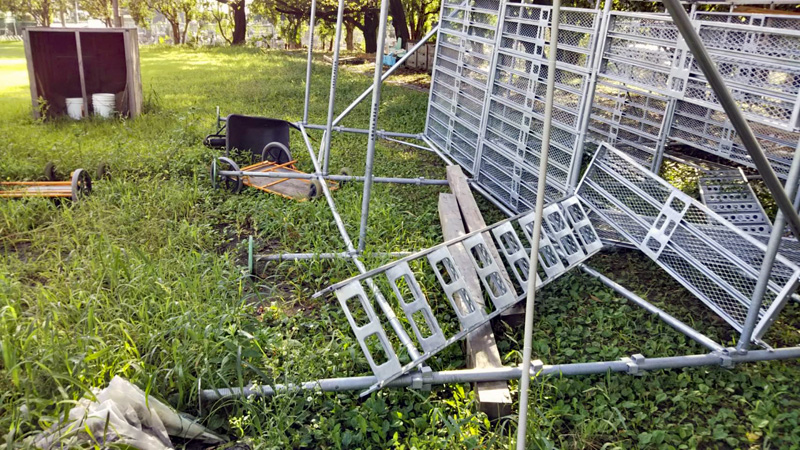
[92,93,116,118]
[65,97,83,120]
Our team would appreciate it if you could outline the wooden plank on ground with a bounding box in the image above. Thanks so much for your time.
[446,165,525,320]
[439,193,511,419]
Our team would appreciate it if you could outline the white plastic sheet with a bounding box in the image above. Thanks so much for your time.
[34,376,227,449]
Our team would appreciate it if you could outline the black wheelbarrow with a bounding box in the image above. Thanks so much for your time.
[205,112,341,200]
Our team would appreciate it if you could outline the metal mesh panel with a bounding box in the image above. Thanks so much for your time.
[668,100,799,180]
[691,53,800,98]
[598,13,685,95]
[577,144,800,335]
[463,4,599,213]
[607,13,680,42]
[683,77,797,130]
[479,142,566,211]
[679,22,800,130]
[426,4,498,169]
[698,23,800,62]
[588,78,671,168]
[693,11,800,30]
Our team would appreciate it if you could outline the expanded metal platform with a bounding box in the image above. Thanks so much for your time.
[577,145,800,338]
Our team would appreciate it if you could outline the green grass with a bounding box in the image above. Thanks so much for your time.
[1,40,799,449]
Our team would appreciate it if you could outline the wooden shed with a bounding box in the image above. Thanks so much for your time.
[23,27,143,119]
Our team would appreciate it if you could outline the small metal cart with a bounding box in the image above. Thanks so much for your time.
[0,167,92,201]
[206,113,341,200]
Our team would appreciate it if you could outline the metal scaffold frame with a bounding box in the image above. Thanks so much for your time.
[206,0,800,447]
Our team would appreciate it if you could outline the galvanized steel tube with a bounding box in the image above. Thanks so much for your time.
[319,0,347,175]
[517,2,561,448]
[580,264,724,352]
[332,26,439,127]
[357,0,391,253]
[736,136,800,350]
[302,0,317,124]
[199,346,800,401]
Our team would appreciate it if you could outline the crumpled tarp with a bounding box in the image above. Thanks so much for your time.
[34,376,227,449]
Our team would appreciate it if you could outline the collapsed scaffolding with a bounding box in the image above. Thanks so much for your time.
[204,0,800,445]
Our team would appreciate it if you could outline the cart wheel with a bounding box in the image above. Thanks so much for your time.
[261,142,292,166]
[96,162,110,180]
[44,162,57,181]
[217,156,243,194]
[338,167,353,187]
[308,179,323,200]
[70,169,92,201]
[210,158,219,188]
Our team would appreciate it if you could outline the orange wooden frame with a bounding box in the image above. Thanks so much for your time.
[240,159,338,201]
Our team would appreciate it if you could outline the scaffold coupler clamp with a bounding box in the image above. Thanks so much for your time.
[410,366,433,391]
[624,354,646,376]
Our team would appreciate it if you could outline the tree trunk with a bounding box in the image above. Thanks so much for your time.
[362,9,378,54]
[112,0,121,27]
[231,0,246,45]
[169,19,181,44]
[389,0,410,47]
[182,16,190,44]
[345,22,355,51]
[40,0,51,27]
[413,8,426,41]
[59,6,66,26]
[286,18,301,49]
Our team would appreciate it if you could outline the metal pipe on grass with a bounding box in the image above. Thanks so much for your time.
[299,124,422,361]
[256,251,412,261]
[580,264,724,352]
[517,2,561,448]
[303,123,421,139]
[217,169,449,185]
[199,346,800,401]
[420,134,456,166]
[382,136,437,152]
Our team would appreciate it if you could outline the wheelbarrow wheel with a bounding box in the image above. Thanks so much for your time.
[96,162,110,180]
[308,179,323,200]
[216,156,243,194]
[338,167,353,187]
[71,169,92,201]
[261,142,292,166]
[44,162,58,181]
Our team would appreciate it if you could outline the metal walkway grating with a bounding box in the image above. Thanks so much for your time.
[321,196,602,396]
[698,169,773,236]
[577,144,800,337]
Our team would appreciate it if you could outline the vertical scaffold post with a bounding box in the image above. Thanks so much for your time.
[516,1,561,448]
[357,0,391,253]
[320,0,346,175]
[302,0,318,124]
[737,143,800,351]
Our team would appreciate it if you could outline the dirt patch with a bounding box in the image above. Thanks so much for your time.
[344,60,431,91]
[3,240,42,265]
